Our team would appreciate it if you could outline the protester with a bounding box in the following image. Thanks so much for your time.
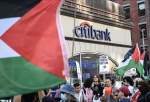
[60,84,77,102]
[118,86,130,102]
[54,87,61,101]
[73,82,81,102]
[111,78,120,102]
[112,89,119,102]
[42,95,56,102]
[42,89,56,102]
[83,78,93,102]
[137,80,150,102]
[21,92,40,102]
[131,90,141,102]
[103,79,113,102]
[92,75,104,98]
[122,76,134,96]
[131,77,143,102]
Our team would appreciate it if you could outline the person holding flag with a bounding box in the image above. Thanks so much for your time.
[115,44,144,78]
[0,0,69,99]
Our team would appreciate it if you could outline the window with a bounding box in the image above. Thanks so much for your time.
[139,23,147,38]
[123,5,130,19]
[138,2,145,16]
[140,45,148,51]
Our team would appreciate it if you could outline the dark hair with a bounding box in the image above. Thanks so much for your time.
[138,81,150,95]
[42,96,56,102]
[22,92,39,102]
[93,75,100,83]
[84,78,93,88]
[123,76,134,86]
[110,78,115,85]
[73,82,80,87]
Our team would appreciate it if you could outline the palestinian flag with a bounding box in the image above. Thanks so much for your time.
[0,0,69,98]
[140,51,145,65]
[116,44,144,77]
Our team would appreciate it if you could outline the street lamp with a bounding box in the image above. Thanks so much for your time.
[141,28,145,51]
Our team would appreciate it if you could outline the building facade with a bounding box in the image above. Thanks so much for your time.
[61,0,132,78]
[112,0,150,75]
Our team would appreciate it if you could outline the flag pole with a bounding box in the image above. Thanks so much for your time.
[79,52,83,87]
[141,29,145,52]
[137,43,143,78]
[141,29,145,77]
[136,43,141,78]
[70,0,77,85]
[78,52,83,102]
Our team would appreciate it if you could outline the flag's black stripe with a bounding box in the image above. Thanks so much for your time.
[122,46,135,62]
[0,0,41,19]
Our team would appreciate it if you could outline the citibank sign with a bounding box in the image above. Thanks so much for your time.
[73,22,111,41]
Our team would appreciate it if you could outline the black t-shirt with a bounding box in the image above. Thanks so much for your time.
[92,84,104,96]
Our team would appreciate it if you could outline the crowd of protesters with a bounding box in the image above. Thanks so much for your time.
[1,75,150,102]
[41,75,150,102]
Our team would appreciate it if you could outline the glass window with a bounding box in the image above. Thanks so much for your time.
[140,46,148,51]
[123,5,130,19]
[138,2,145,16]
[86,0,93,6]
[139,23,147,38]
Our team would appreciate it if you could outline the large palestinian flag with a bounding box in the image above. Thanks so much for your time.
[0,0,68,98]
[116,44,144,77]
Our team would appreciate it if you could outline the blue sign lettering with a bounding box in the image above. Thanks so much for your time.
[73,25,111,41]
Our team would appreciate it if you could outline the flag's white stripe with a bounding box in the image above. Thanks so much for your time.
[0,17,20,58]
[56,1,69,78]
[0,17,20,36]
[117,57,132,69]
[0,40,20,58]
[140,60,144,66]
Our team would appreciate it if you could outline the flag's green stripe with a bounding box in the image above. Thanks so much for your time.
[116,60,144,77]
[0,57,65,98]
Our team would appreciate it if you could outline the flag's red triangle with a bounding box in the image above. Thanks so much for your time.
[132,44,140,63]
[1,0,66,78]
[141,51,145,60]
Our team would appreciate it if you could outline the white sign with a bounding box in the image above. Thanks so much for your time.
[99,55,110,74]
